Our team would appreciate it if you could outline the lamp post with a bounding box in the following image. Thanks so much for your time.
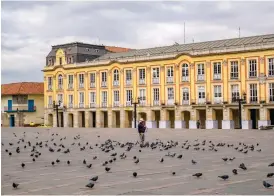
[131,97,140,128]
[232,92,246,129]
[53,100,61,127]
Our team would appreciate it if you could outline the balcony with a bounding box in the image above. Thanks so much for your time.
[113,80,119,86]
[182,76,189,82]
[152,78,159,84]
[57,85,63,90]
[79,83,84,89]
[153,100,160,106]
[79,103,84,108]
[90,83,95,88]
[198,98,206,104]
[101,81,107,87]
[68,103,73,108]
[113,101,120,107]
[167,99,174,105]
[101,102,107,108]
[90,103,96,108]
[68,83,73,89]
[139,101,146,106]
[139,79,146,85]
[48,85,52,90]
[126,101,132,106]
[166,77,173,83]
[250,97,258,103]
[213,98,223,104]
[4,105,36,113]
[182,100,189,105]
[213,74,221,80]
[48,104,53,108]
[126,80,132,86]
[197,75,205,81]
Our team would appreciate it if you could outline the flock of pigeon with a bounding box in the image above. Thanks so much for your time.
[2,130,274,193]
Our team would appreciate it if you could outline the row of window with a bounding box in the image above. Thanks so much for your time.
[47,58,274,90]
[47,83,274,108]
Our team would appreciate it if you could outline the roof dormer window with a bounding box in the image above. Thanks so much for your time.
[95,49,99,53]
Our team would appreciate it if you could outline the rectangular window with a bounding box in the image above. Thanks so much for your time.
[152,68,160,78]
[126,90,133,105]
[90,92,96,103]
[269,83,274,102]
[126,70,132,81]
[139,89,146,105]
[198,86,205,104]
[48,77,52,90]
[197,63,205,81]
[182,88,189,104]
[231,84,240,102]
[48,96,52,107]
[139,68,146,84]
[153,88,160,101]
[268,58,274,76]
[114,90,120,102]
[68,95,73,108]
[102,72,107,82]
[79,74,84,88]
[182,64,189,77]
[230,61,239,79]
[250,83,258,102]
[57,94,63,105]
[102,91,107,103]
[214,85,222,98]
[213,62,221,80]
[249,59,257,77]
[167,88,174,100]
[79,92,84,103]
[167,66,173,77]
[90,73,95,88]
[68,75,73,89]
[59,57,62,65]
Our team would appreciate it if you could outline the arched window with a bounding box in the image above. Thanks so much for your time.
[113,69,119,86]
[58,74,63,90]
[182,63,189,81]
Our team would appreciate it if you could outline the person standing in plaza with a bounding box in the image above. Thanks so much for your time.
[137,118,147,146]
[197,120,201,129]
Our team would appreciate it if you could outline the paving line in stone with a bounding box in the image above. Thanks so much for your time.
[217,178,256,186]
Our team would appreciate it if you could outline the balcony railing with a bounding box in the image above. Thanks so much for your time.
[213,74,221,80]
[101,81,107,87]
[166,77,173,83]
[197,75,205,81]
[58,85,63,90]
[139,101,146,106]
[4,105,36,112]
[167,99,174,105]
[250,97,258,103]
[152,78,159,84]
[126,101,132,106]
[48,104,53,108]
[153,100,160,106]
[101,102,107,108]
[213,98,223,104]
[198,98,206,104]
[68,83,73,89]
[139,79,145,85]
[90,103,96,108]
[68,103,73,108]
[113,101,120,107]
[90,83,95,88]
[126,80,132,86]
[79,83,84,89]
[182,76,189,82]
[79,103,84,108]
[182,100,189,105]
[48,85,52,90]
[113,80,119,86]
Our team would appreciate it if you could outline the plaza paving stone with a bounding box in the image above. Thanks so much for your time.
[1,127,274,195]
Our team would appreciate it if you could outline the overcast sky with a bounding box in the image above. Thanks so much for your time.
[1,1,274,84]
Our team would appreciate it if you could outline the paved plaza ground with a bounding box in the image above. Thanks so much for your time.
[1,127,274,195]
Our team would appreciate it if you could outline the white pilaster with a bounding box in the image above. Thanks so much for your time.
[206,120,218,129]
[258,120,271,128]
[159,120,170,128]
[189,120,197,129]
[63,112,68,128]
[242,120,252,129]
[174,120,186,129]
[146,121,157,128]
[222,120,234,129]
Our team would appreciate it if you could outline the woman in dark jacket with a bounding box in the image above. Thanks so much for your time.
[138,118,147,146]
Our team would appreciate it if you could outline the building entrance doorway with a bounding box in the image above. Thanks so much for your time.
[250,109,259,129]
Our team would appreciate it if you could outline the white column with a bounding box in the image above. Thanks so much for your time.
[146,121,157,128]
[53,113,57,127]
[85,111,90,128]
[189,120,197,129]
[159,121,171,128]
[258,120,270,128]
[206,120,218,129]
[73,111,79,128]
[222,120,234,129]
[174,120,186,129]
[63,112,68,128]
[242,120,252,129]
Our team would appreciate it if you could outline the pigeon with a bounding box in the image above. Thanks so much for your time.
[56,159,60,163]
[133,156,137,160]
[177,154,183,159]
[9,152,12,156]
[193,173,203,178]
[83,159,86,164]
[267,173,274,178]
[86,182,94,188]
[263,181,273,188]
[32,158,35,162]
[172,172,176,175]
[160,158,164,163]
[51,161,55,166]
[87,164,92,168]
[21,163,25,168]
[218,175,229,180]
[90,176,98,181]
[105,167,111,172]
[67,160,70,165]
[222,158,228,162]
[12,182,19,189]
[232,169,238,175]
[93,156,97,160]
[5,149,8,152]
[192,160,197,165]
[134,159,139,164]
[133,172,137,177]
[239,163,247,170]
[268,162,274,167]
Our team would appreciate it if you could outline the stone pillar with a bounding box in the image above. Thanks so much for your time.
[222,107,234,129]
[146,110,157,128]
[258,120,270,127]
[108,110,113,128]
[63,112,68,128]
[96,110,102,128]
[258,107,270,128]
[44,112,48,126]
[189,109,197,129]
[53,113,57,128]
[242,120,252,129]
[174,109,186,129]
[73,111,79,128]
[85,111,90,128]
[120,110,125,128]
[206,108,218,129]
[159,109,170,128]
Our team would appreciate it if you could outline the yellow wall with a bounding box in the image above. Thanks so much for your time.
[43,49,274,108]
[1,95,12,111]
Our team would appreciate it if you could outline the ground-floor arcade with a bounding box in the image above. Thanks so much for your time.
[44,104,274,129]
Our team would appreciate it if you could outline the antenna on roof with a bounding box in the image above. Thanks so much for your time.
[238,27,241,38]
[184,22,186,44]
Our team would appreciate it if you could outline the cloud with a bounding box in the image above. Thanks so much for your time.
[1,1,274,84]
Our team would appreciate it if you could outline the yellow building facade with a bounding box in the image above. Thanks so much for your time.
[43,35,274,129]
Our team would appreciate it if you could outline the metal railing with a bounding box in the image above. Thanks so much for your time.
[166,77,174,83]
[90,83,95,88]
[213,74,221,80]
[4,105,37,112]
[126,80,132,86]
[48,85,52,90]
[126,101,132,106]
[79,103,84,108]
[250,97,258,103]
[113,101,120,107]
[58,85,63,90]
[113,80,119,86]
[68,103,73,108]
[68,83,73,89]
[101,81,107,87]
[79,83,84,89]
[139,101,146,106]
[101,102,107,107]
[182,76,189,82]
[139,79,146,85]
[213,98,223,104]
[153,100,160,106]
[197,75,205,81]
[152,78,159,84]
[167,100,174,105]
[48,104,53,108]
[90,103,96,108]
[182,100,189,105]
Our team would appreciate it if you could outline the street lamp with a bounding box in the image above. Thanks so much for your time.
[232,92,246,129]
[131,97,140,128]
[53,100,62,127]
